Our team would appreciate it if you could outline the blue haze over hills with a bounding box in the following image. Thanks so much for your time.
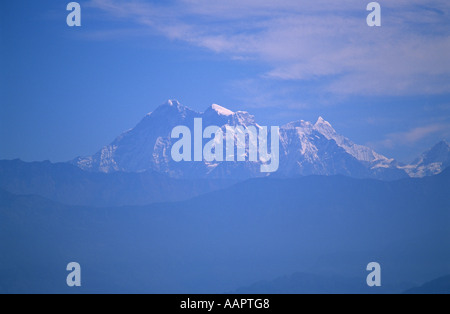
[0,169,449,293]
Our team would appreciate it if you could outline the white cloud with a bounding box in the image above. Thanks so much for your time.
[87,0,450,96]
[372,123,450,149]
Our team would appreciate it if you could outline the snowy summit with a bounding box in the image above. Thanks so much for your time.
[211,104,234,116]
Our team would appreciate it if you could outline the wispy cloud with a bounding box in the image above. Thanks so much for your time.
[87,0,450,96]
[372,123,450,149]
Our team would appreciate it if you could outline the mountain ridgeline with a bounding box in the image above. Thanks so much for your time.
[2,100,448,207]
[0,159,237,207]
[72,100,450,181]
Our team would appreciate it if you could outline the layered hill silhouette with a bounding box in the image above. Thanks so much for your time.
[0,159,236,206]
[403,275,450,294]
[1,169,449,293]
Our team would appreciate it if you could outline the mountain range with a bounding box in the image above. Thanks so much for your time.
[1,99,449,294]
[72,100,450,181]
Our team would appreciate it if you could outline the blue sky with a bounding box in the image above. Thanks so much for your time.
[1,0,449,163]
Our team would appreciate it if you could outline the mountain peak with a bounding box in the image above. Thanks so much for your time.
[141,100,197,125]
[314,116,337,137]
[426,140,450,154]
[315,116,332,127]
[406,139,450,177]
[422,140,450,161]
[209,104,234,116]
[153,99,189,115]
[165,99,181,107]
[434,140,449,148]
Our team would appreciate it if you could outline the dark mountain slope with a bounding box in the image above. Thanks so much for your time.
[404,275,450,294]
[0,159,236,206]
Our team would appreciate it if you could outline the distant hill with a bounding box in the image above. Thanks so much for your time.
[232,272,414,294]
[404,275,450,294]
[0,159,236,207]
[1,169,449,293]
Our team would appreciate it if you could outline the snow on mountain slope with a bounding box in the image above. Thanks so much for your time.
[72,100,419,180]
[312,117,405,179]
[74,100,262,178]
[277,119,403,179]
[211,104,234,116]
[75,100,199,174]
[404,141,450,178]
[314,117,387,163]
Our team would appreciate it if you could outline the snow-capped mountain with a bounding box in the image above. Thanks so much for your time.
[277,118,406,180]
[73,100,263,179]
[72,100,443,180]
[403,140,450,178]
